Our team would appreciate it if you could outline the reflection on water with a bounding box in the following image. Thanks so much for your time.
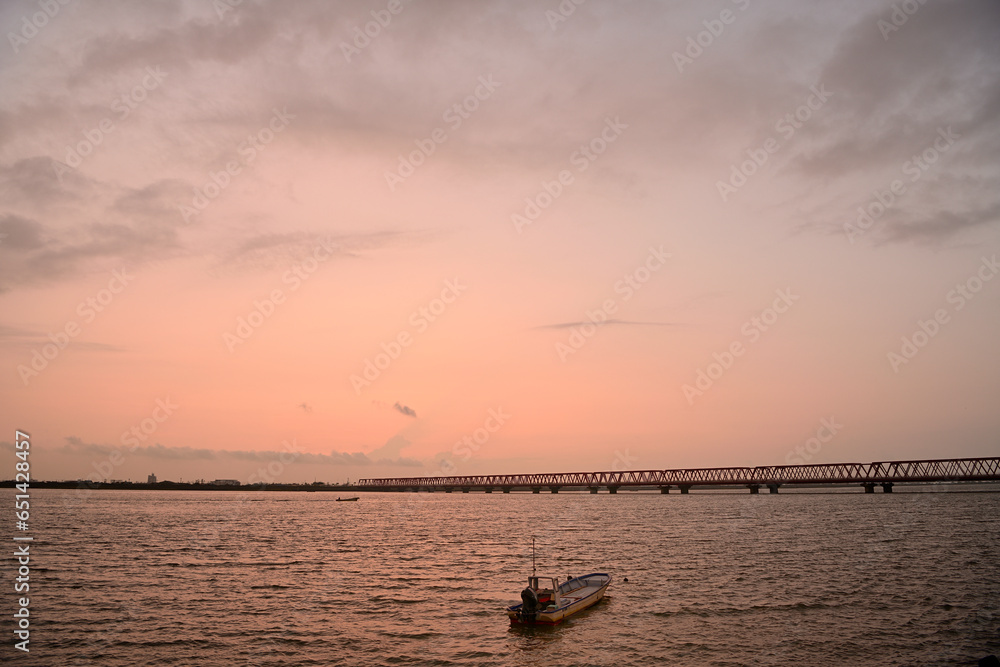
[3,489,999,666]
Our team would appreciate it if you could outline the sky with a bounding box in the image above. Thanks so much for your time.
[0,0,998,484]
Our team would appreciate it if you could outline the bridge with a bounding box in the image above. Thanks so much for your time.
[357,457,1000,494]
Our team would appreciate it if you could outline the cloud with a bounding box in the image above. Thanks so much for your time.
[535,319,676,330]
[0,214,45,250]
[368,434,412,460]
[777,0,1000,244]
[393,402,417,418]
[211,231,346,275]
[207,229,439,279]
[0,326,126,352]
[880,198,1000,246]
[0,171,417,291]
[53,436,421,467]
[110,179,192,224]
[8,0,996,262]
[78,4,287,78]
[0,178,184,292]
[0,156,94,207]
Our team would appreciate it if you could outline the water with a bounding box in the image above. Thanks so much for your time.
[3,489,999,666]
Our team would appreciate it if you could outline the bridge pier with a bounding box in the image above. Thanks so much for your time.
[444,487,453,493]
[461,487,470,493]
[863,483,875,493]
[881,482,894,493]
[660,486,670,494]
[768,484,780,494]
[679,485,691,494]
[549,486,561,494]
[502,487,511,494]
[484,487,493,494]
[748,485,760,494]
[608,486,619,494]
[588,486,598,494]
[531,487,541,494]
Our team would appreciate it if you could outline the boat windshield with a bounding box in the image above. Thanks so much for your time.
[528,577,560,605]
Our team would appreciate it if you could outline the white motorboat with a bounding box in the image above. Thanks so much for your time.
[507,572,612,625]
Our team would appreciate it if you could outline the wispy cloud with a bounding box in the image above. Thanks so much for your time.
[393,402,417,418]
[209,230,408,276]
[534,319,677,330]
[49,436,422,467]
[368,434,412,461]
[0,325,126,352]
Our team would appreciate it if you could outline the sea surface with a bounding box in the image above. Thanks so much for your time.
[2,488,999,666]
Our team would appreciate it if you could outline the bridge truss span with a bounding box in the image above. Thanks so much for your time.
[356,457,1000,493]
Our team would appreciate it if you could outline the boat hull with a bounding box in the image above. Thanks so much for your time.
[507,573,611,625]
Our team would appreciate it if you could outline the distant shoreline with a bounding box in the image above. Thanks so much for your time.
[0,480,360,492]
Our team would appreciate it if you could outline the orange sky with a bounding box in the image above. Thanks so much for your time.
[1,1,998,483]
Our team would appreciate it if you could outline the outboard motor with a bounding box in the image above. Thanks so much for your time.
[519,586,539,622]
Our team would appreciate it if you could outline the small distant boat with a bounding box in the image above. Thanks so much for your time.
[506,538,611,625]
[335,496,359,502]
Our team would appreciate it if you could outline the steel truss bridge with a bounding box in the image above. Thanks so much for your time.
[357,457,1000,494]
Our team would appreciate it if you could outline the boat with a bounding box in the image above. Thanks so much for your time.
[506,539,611,625]
[335,497,359,502]
[507,572,612,625]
